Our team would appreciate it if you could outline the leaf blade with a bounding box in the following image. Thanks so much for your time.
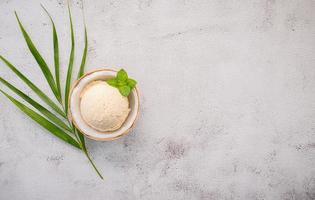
[0,77,72,132]
[41,5,61,99]
[64,5,75,115]
[117,69,128,81]
[127,78,137,89]
[106,78,117,87]
[119,85,131,97]
[77,26,87,79]
[0,55,66,118]
[75,127,86,150]
[0,89,81,149]
[14,12,61,102]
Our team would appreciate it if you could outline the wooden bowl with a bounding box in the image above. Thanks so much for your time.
[68,69,140,141]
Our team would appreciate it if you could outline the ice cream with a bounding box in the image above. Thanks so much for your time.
[79,81,130,132]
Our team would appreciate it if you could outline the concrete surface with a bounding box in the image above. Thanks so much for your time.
[0,0,315,199]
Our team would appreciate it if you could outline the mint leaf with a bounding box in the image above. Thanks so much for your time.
[127,78,137,89]
[107,69,137,96]
[117,79,126,86]
[119,85,131,96]
[117,69,128,81]
[106,78,118,87]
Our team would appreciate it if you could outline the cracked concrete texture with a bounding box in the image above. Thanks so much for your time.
[0,0,315,199]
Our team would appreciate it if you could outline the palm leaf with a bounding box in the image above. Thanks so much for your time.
[64,5,75,114]
[0,55,66,118]
[14,12,61,102]
[74,128,103,179]
[1,5,104,179]
[0,77,71,132]
[76,127,86,150]
[77,26,87,78]
[0,89,81,149]
[41,5,61,98]
[76,15,87,160]
[73,1,89,149]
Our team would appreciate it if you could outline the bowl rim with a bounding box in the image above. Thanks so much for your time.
[68,68,140,141]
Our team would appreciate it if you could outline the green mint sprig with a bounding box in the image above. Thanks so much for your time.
[106,69,137,97]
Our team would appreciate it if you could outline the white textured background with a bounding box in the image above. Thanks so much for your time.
[0,0,315,199]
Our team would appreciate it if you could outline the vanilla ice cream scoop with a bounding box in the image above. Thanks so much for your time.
[80,81,130,132]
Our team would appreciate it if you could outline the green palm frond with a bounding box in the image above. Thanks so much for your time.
[0,4,103,179]
[0,55,66,118]
[0,77,71,132]
[0,89,80,149]
[64,5,75,114]
[41,5,61,98]
[78,26,88,79]
[15,12,61,103]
